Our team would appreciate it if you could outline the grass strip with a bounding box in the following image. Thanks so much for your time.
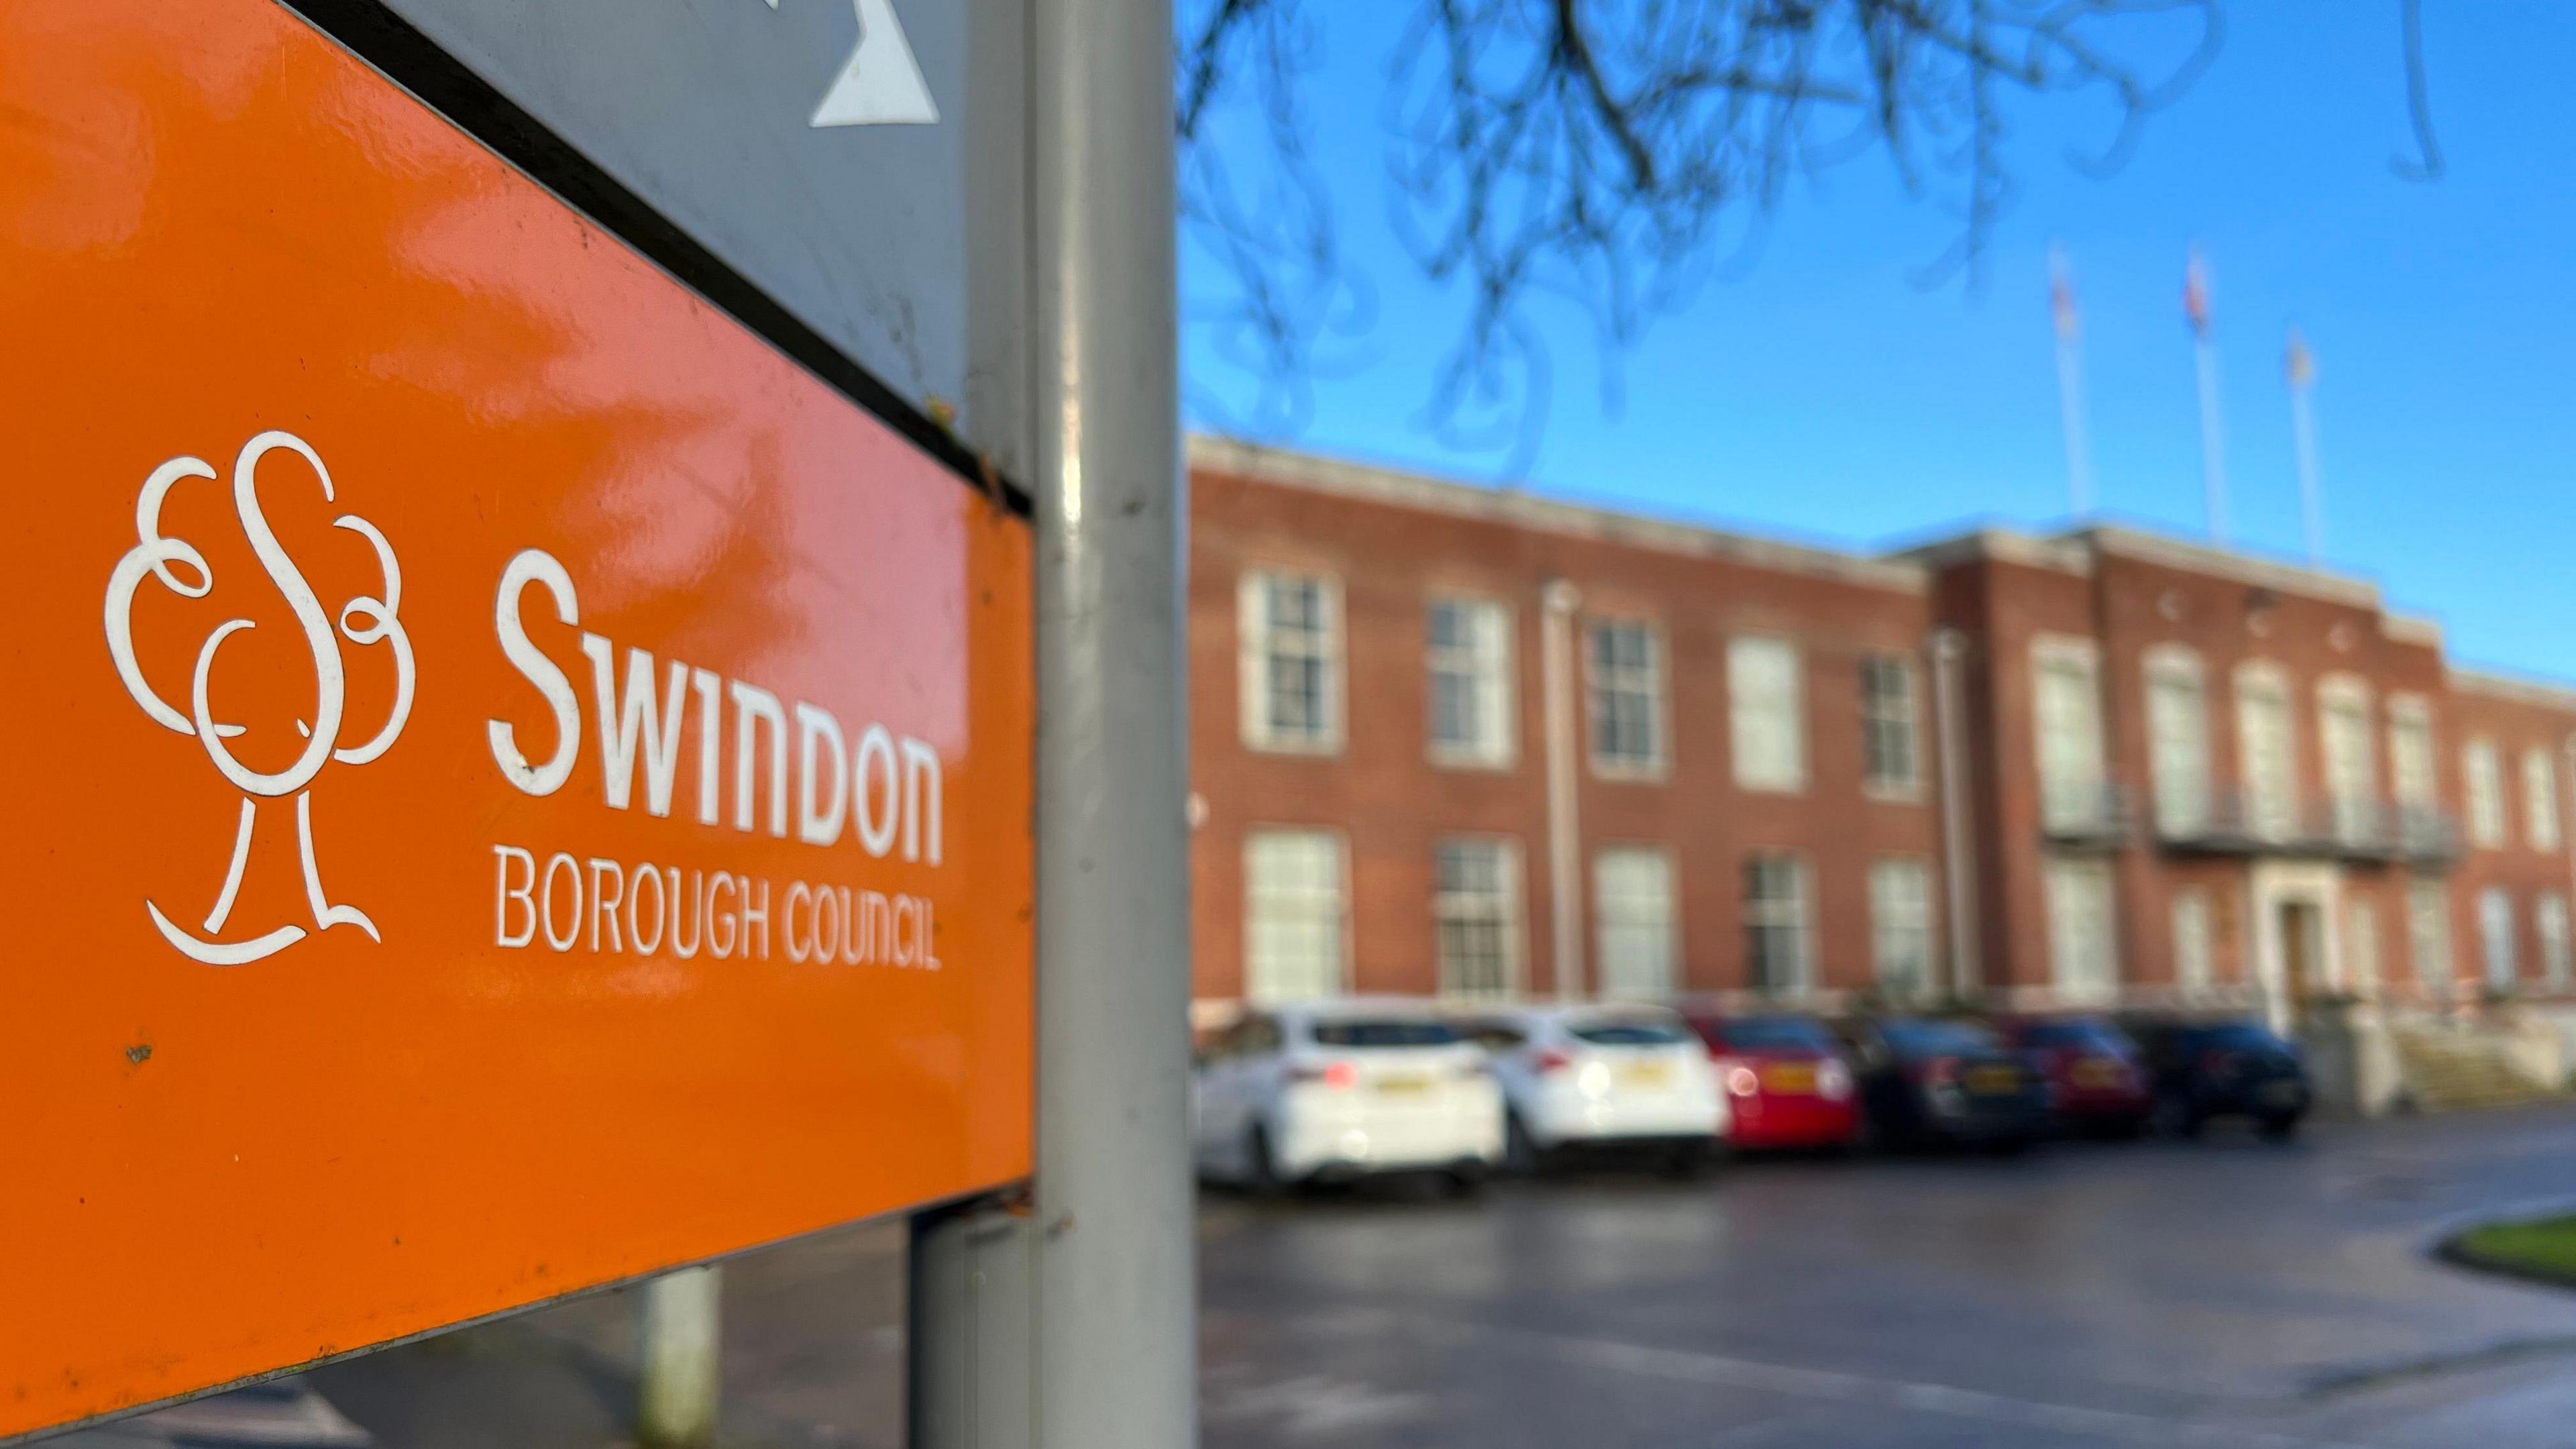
[2443,1214,2576,1289]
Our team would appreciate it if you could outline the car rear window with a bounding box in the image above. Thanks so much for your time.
[1309,1020,1459,1049]
[1881,1020,2000,1056]
[1714,1016,1836,1051]
[1568,1019,1690,1046]
[2018,1020,2129,1050]
[2190,1022,2288,1053]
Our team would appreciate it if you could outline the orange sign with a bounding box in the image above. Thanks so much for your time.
[0,0,1033,1435]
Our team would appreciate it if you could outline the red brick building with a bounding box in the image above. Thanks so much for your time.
[1187,438,2576,1032]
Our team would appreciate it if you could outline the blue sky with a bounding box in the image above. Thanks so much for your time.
[1181,3,2576,683]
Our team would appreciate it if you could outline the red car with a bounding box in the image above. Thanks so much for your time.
[1680,1011,1862,1150]
[1998,1015,2151,1134]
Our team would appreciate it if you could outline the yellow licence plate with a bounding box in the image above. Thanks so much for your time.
[2073,1060,2123,1088]
[1374,1075,1432,1096]
[1761,1063,1817,1093]
[1967,1067,2022,1095]
[1617,1063,1672,1089]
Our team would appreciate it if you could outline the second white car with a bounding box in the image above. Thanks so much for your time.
[1456,1004,1727,1173]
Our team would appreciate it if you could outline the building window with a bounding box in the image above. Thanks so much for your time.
[1426,596,1513,767]
[2479,886,2517,989]
[2389,698,2436,807]
[1242,829,1346,1004]
[2540,894,2572,988]
[2524,747,2562,851]
[1238,570,1341,753]
[2464,739,2506,849]
[2409,877,2453,999]
[1868,859,1934,1000]
[1729,635,1807,792]
[2347,900,2381,1000]
[2146,648,2210,836]
[2235,663,2298,841]
[2044,857,2118,1002]
[2389,697,2438,853]
[2171,889,2214,994]
[1593,847,1676,1000]
[1587,619,1665,776]
[1434,837,1521,1000]
[1860,655,1920,796]
[2033,638,2107,832]
[2318,678,2373,846]
[1741,853,1812,996]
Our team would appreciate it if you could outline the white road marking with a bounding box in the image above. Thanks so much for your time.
[1297,1308,2389,1449]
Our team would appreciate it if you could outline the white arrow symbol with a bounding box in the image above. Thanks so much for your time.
[763,0,940,128]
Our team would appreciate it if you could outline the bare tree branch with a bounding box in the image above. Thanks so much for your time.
[1178,0,2229,470]
[2392,0,2443,181]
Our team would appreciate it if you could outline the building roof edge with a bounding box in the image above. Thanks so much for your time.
[2074,526,2381,609]
[2450,667,2576,716]
[1187,434,1931,594]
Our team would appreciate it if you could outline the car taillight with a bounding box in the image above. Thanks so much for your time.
[1291,1061,1358,1089]
[1816,1059,1853,1102]
[1724,1064,1760,1097]
[1921,1056,1960,1087]
[1534,1048,1574,1075]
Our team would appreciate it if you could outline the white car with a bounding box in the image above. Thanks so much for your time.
[1454,1004,1727,1173]
[1192,998,1505,1192]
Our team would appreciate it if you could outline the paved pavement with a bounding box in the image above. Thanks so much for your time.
[45,1103,2576,1448]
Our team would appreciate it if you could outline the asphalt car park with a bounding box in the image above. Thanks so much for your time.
[1199,1101,2576,1449]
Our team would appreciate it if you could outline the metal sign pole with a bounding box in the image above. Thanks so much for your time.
[1026,0,1193,1440]
[912,0,1191,1444]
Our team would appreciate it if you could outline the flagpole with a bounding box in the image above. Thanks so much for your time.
[2186,248,2228,545]
[2288,329,2323,567]
[2050,244,2094,518]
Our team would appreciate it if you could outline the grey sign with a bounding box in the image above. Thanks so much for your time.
[362,0,1028,463]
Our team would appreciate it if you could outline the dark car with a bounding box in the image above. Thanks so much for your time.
[1997,1014,2152,1136]
[1837,1016,2053,1152]
[2126,1018,2311,1140]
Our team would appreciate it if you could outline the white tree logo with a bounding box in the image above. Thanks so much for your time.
[104,431,415,966]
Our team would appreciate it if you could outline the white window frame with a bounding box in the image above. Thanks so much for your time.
[1741,852,1813,998]
[2145,646,2210,837]
[1425,594,1516,769]
[2044,856,2119,1003]
[1237,568,1344,754]
[2464,738,2506,849]
[2234,661,2298,841]
[1860,654,1921,799]
[1593,845,1678,1001]
[2479,885,2517,989]
[1241,828,1350,1004]
[1434,836,1525,1000]
[1868,857,1935,1000]
[2540,892,2573,989]
[2524,746,2562,851]
[2387,695,2437,810]
[2171,888,2214,996]
[1729,634,1808,794]
[2318,675,2375,847]
[1587,617,1668,780]
[2409,877,2454,999]
[2033,636,2108,833]
[2347,899,2381,1001]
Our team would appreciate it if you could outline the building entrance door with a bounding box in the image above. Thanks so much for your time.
[2248,860,2343,1034]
